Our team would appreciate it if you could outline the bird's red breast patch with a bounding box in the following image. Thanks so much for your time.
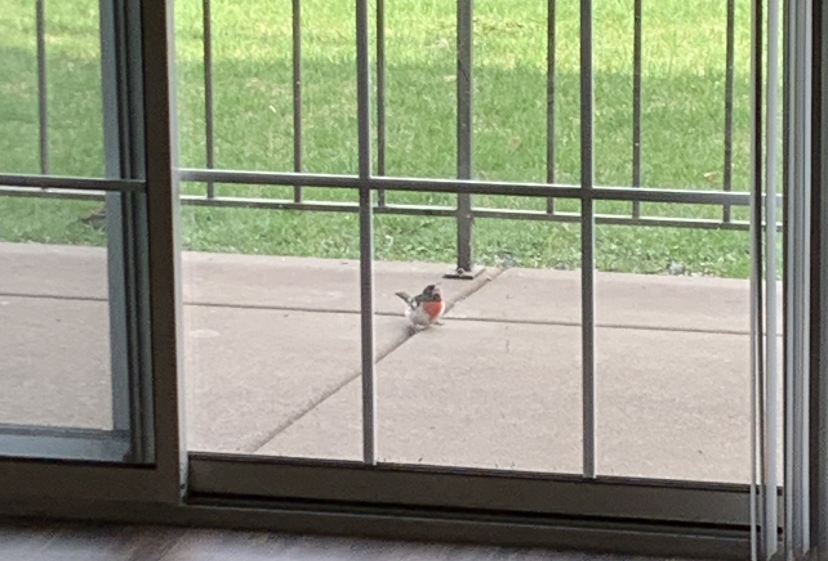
[422,299,445,321]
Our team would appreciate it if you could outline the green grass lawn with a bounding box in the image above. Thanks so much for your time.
[0,0,760,277]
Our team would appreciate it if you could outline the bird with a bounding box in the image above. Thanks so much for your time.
[395,284,445,330]
[79,205,106,229]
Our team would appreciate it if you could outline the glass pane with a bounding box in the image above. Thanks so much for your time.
[0,193,141,461]
[0,0,104,176]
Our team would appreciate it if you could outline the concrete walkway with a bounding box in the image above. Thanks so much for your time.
[0,242,762,484]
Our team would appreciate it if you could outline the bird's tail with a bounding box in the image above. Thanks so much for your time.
[395,291,415,308]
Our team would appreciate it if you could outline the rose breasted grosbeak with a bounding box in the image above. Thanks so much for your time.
[395,284,445,329]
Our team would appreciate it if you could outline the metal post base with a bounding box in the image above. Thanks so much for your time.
[444,265,486,279]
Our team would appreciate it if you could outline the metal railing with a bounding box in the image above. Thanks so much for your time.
[6,0,755,277]
[178,0,751,276]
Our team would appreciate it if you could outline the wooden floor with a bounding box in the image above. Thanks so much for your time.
[0,519,692,561]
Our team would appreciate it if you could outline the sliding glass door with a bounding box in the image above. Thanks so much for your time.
[0,0,180,502]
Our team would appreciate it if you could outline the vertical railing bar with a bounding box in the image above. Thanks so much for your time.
[456,0,474,275]
[748,0,764,556]
[376,0,386,205]
[36,0,49,175]
[631,0,642,219]
[292,0,303,203]
[203,0,215,199]
[723,0,735,223]
[580,0,596,479]
[355,0,376,465]
[765,0,781,553]
[546,0,556,214]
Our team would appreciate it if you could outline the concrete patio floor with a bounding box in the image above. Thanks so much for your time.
[0,241,766,484]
